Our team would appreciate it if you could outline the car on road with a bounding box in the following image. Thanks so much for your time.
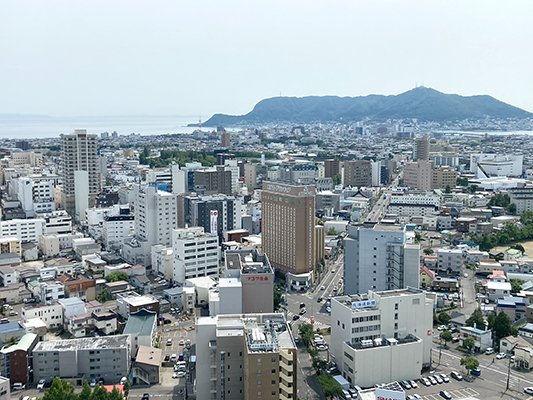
[496,352,506,359]
[179,339,185,346]
[317,297,323,302]
[142,394,150,400]
[452,337,460,343]
[317,344,328,351]
[524,387,533,395]
[299,308,306,315]
[300,303,306,308]
[9,311,17,316]
[450,371,462,381]
[440,374,449,383]
[470,368,481,376]
[331,269,336,273]
[37,379,46,390]
[440,390,452,400]
[292,315,300,320]
[176,370,186,378]
[320,285,325,290]
[326,307,331,313]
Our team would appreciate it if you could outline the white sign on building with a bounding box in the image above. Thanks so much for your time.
[210,210,218,236]
[376,388,406,400]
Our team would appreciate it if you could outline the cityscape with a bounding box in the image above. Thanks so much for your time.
[2,1,533,400]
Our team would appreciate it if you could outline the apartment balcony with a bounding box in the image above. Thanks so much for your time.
[279,378,293,393]
[279,389,293,400]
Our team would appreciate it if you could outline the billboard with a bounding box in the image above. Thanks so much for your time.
[210,210,218,236]
[376,388,406,400]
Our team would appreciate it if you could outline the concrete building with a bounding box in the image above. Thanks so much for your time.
[0,237,20,256]
[59,129,99,214]
[330,288,434,387]
[414,134,430,161]
[324,158,341,178]
[403,161,432,191]
[216,249,274,315]
[0,376,9,400]
[508,188,533,215]
[103,215,134,250]
[196,313,297,400]
[194,166,233,195]
[172,226,219,284]
[132,345,161,385]
[116,292,159,319]
[431,166,457,190]
[0,333,38,386]
[344,223,420,295]
[221,132,231,147]
[38,210,72,235]
[151,245,173,280]
[0,218,45,242]
[437,248,463,274]
[459,326,492,352]
[261,182,316,276]
[123,309,158,355]
[21,302,63,329]
[470,154,523,178]
[32,335,131,385]
[344,160,371,187]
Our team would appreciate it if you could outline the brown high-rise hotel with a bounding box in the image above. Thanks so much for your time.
[261,182,315,275]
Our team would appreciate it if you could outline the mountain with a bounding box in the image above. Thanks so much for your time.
[202,87,532,126]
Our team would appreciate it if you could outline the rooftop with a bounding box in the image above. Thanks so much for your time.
[123,309,157,336]
[135,344,161,367]
[33,334,130,352]
[0,333,37,353]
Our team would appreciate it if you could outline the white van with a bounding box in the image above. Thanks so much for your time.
[485,347,494,355]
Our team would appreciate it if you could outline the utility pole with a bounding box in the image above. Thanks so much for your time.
[506,356,511,390]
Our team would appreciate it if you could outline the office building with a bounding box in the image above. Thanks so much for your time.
[172,226,219,284]
[403,160,432,191]
[196,313,297,400]
[261,182,316,275]
[508,187,533,215]
[103,214,135,251]
[343,161,371,187]
[330,288,434,387]
[221,132,231,147]
[0,218,45,242]
[431,166,457,190]
[59,129,99,214]
[32,335,131,384]
[194,166,233,195]
[414,134,430,161]
[324,158,341,178]
[470,153,523,178]
[214,249,274,315]
[344,223,420,295]
[437,248,463,274]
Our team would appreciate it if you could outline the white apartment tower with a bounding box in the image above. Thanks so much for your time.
[344,223,420,295]
[172,226,219,284]
[60,129,99,215]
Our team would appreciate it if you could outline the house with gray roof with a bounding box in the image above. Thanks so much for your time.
[123,309,157,356]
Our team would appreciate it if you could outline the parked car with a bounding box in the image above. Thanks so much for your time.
[440,390,452,400]
[452,337,460,343]
[167,338,173,346]
[409,380,418,389]
[428,376,437,385]
[179,339,185,346]
[9,311,17,316]
[496,352,506,359]
[37,379,46,390]
[90,379,97,388]
[317,297,323,302]
[450,371,463,381]
[12,383,25,390]
[470,368,481,376]
[524,387,533,395]
[421,378,431,387]
[413,395,422,400]
[440,374,449,383]
[326,307,331,313]
[164,354,170,362]
[400,380,412,390]
[437,325,447,331]
[434,375,443,384]
[178,353,184,361]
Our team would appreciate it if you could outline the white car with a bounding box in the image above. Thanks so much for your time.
[496,352,506,359]
[326,307,331,313]
[37,379,46,390]
[525,387,533,395]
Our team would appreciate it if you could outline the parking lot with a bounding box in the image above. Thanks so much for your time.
[159,324,196,387]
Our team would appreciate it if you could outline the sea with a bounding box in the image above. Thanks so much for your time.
[0,115,209,139]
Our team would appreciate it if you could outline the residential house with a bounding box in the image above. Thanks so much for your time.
[419,266,435,289]
[459,326,492,352]
[132,345,161,385]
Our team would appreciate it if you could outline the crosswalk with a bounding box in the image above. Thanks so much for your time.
[423,387,478,400]
[286,310,329,328]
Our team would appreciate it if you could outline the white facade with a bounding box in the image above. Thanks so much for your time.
[172,227,219,284]
[344,224,420,295]
[15,177,55,214]
[21,302,64,328]
[0,376,9,400]
[437,248,463,274]
[151,245,173,280]
[389,192,440,207]
[371,160,381,187]
[470,153,523,178]
[35,280,65,304]
[0,218,45,242]
[171,163,187,194]
[331,288,434,387]
[38,210,72,235]
[103,216,134,250]
[74,171,90,222]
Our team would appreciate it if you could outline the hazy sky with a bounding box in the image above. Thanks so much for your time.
[1,1,532,118]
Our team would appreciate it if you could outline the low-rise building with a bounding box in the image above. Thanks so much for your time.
[0,333,38,386]
[132,345,161,385]
[459,326,492,352]
[487,281,512,301]
[432,276,459,292]
[419,266,435,289]
[478,259,502,275]
[437,248,463,274]
[0,322,25,345]
[21,303,63,329]
[32,335,131,385]
[116,292,159,320]
[123,309,158,356]
[496,296,529,321]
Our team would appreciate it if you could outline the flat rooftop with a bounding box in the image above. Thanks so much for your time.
[372,223,404,232]
[33,334,130,352]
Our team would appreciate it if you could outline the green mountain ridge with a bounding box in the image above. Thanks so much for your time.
[202,87,532,126]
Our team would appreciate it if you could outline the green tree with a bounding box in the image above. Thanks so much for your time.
[520,211,533,225]
[123,380,130,399]
[273,289,284,310]
[465,308,484,329]
[469,184,478,193]
[511,279,524,294]
[489,193,511,208]
[460,356,479,372]
[332,173,342,185]
[327,227,337,236]
[440,330,453,346]
[105,272,129,282]
[317,219,324,226]
[508,203,517,215]
[445,184,451,193]
[298,323,314,347]
[456,177,469,186]
[98,287,112,303]
[492,311,513,341]
[317,373,344,400]
[89,384,109,400]
[511,244,526,253]
[78,381,92,400]
[463,337,475,353]
[42,377,78,400]
[438,312,451,326]
[424,248,434,255]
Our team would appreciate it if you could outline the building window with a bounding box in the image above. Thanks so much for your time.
[395,303,398,310]
[257,380,262,386]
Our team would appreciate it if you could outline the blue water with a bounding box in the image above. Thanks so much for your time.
[0,116,209,139]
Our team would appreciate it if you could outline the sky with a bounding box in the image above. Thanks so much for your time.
[1,1,532,118]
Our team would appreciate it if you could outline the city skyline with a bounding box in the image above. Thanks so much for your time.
[1,1,532,118]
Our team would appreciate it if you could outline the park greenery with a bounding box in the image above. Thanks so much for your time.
[42,377,124,400]
[105,272,129,283]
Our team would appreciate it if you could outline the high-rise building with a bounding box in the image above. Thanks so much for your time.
[414,134,430,161]
[431,166,457,190]
[194,166,233,195]
[403,160,432,190]
[196,313,297,400]
[324,158,341,178]
[330,288,434,387]
[59,129,99,214]
[221,132,231,147]
[344,223,420,295]
[343,161,371,187]
[261,182,316,275]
